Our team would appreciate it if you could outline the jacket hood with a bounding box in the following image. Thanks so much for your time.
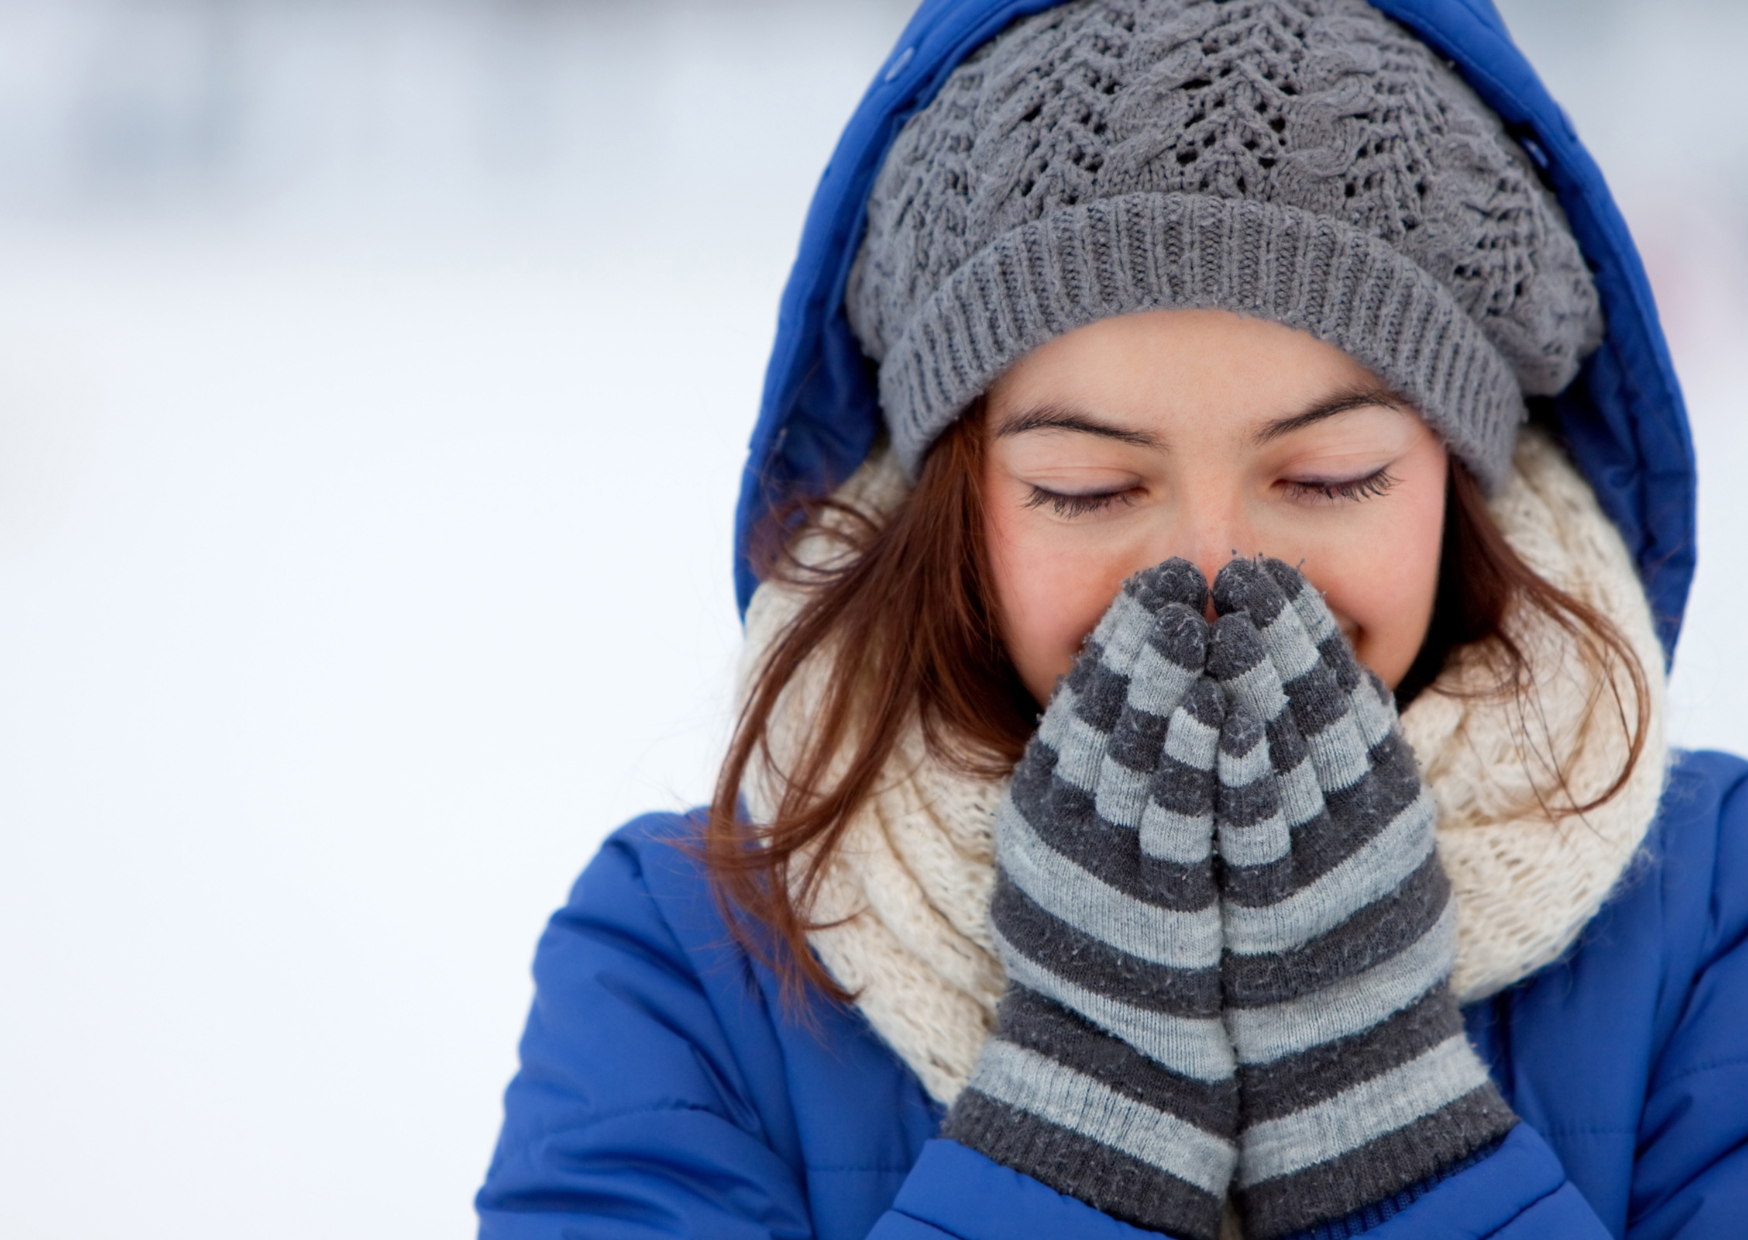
[732,0,1695,661]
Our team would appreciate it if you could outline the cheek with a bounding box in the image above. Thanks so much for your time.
[985,504,1134,706]
[1319,481,1446,690]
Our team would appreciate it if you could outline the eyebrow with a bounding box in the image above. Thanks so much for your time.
[992,385,1407,449]
[1251,386,1406,445]
[992,405,1162,448]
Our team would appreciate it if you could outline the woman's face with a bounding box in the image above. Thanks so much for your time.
[982,309,1448,705]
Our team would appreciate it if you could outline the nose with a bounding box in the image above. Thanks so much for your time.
[1149,491,1258,612]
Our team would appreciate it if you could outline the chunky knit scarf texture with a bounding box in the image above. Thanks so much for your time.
[737,429,1667,1109]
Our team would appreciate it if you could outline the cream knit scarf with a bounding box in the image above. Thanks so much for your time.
[737,430,1668,1108]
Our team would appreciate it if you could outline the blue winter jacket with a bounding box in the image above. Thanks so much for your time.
[479,1,1745,1236]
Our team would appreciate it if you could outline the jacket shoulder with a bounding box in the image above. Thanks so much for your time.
[478,811,818,1234]
[1654,749,1748,908]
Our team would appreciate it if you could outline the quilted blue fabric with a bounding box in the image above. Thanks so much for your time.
[478,751,1748,1238]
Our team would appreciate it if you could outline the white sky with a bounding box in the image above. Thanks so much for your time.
[0,2,1742,1238]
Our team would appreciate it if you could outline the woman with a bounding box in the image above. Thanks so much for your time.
[477,1,1746,1237]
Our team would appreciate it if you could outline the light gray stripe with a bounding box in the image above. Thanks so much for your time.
[1127,642,1200,717]
[972,1040,1239,1197]
[1094,591,1155,669]
[1053,712,1112,792]
[1223,789,1437,954]
[1223,660,1289,724]
[1238,1035,1491,1186]
[1140,804,1215,863]
[1256,606,1321,682]
[1219,734,1273,787]
[1350,681,1395,750]
[1226,901,1454,1065]
[1163,710,1221,768]
[1276,757,1325,828]
[999,800,1223,968]
[1303,711,1369,792]
[994,926,1236,1081]
[1220,810,1290,866]
[1095,757,1153,828]
[1037,684,1078,750]
[1286,583,1339,647]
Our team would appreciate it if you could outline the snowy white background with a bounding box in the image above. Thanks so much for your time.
[0,1,1742,1237]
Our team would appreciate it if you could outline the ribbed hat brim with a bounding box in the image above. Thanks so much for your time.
[881,192,1523,491]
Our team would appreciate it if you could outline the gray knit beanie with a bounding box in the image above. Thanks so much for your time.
[846,0,1604,490]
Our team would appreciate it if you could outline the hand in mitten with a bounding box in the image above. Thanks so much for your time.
[943,559,1238,1240]
[1206,558,1515,1240]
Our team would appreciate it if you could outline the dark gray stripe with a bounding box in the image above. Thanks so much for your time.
[1223,855,1452,1007]
[999,987,1239,1134]
[1102,605,1209,775]
[998,804,1222,966]
[1241,1038,1492,1181]
[1144,600,1212,666]
[1207,611,1268,685]
[992,874,1221,1017]
[1151,751,1220,820]
[969,1040,1238,1192]
[1058,638,1107,701]
[1236,1087,1516,1240]
[1221,732,1425,908]
[1217,763,1281,829]
[945,1090,1227,1240]
[1279,657,1352,738]
[1070,656,1133,733]
[1225,899,1452,1063]
[994,924,1235,1080]
[1131,557,1210,617]
[1315,628,1365,694]
[1211,557,1289,626]
[1007,744,1216,911]
[1249,1037,1487,1182]
[1262,712,1310,782]
[1106,699,1169,773]
[1217,699,1267,760]
[1238,989,1464,1122]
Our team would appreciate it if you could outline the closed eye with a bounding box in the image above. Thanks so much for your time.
[1024,486,1137,518]
[1280,467,1399,504]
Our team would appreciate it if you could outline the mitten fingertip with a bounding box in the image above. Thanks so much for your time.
[1258,556,1310,600]
[1211,556,1272,622]
[1206,612,1267,685]
[1151,601,1211,670]
[1127,557,1209,615]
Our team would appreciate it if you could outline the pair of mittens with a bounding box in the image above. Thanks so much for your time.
[947,556,1512,1240]
[942,560,1239,1240]
[1207,559,1517,1239]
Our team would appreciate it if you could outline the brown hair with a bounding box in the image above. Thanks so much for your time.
[704,409,1650,1004]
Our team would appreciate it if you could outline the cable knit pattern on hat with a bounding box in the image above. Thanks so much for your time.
[736,428,1665,1109]
[846,0,1603,489]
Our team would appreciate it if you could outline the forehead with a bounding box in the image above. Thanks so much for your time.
[987,310,1383,429]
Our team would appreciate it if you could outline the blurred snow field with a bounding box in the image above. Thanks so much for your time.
[0,1,1741,1239]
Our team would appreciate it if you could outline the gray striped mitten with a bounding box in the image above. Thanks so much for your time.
[1206,558,1516,1240]
[944,559,1238,1240]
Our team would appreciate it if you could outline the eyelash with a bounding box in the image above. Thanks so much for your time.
[1024,487,1135,517]
[1024,467,1399,517]
[1281,467,1400,504]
